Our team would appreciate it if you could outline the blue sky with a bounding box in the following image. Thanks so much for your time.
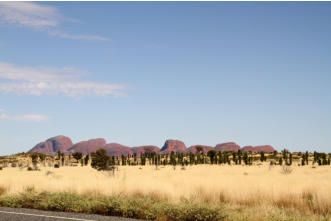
[0,2,331,155]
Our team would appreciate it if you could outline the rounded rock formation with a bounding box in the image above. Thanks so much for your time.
[215,142,240,152]
[186,145,214,153]
[104,143,133,157]
[29,135,73,155]
[160,139,187,154]
[241,145,275,153]
[67,138,106,155]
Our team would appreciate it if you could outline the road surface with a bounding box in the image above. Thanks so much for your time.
[0,207,143,221]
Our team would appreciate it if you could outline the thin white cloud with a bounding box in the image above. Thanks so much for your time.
[0,61,126,98]
[0,62,80,82]
[0,2,109,41]
[47,30,110,41]
[0,109,49,122]
[0,2,59,27]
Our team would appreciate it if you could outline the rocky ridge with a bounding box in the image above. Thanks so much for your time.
[28,136,276,155]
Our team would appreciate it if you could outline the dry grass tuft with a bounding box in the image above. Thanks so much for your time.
[273,193,300,209]
[155,215,170,221]
[0,186,8,196]
[45,170,54,176]
[281,165,293,175]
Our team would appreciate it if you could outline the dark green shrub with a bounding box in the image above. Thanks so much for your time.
[207,150,217,164]
[72,152,83,163]
[91,149,110,171]
[84,155,89,166]
[54,164,60,168]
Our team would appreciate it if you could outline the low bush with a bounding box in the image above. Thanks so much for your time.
[54,164,60,168]
[0,191,225,221]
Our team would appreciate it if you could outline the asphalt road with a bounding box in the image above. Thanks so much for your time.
[0,207,143,221]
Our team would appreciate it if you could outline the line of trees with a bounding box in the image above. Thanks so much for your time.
[21,147,330,171]
[86,147,331,171]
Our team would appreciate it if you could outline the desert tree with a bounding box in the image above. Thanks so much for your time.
[72,152,83,163]
[154,154,159,170]
[282,149,288,161]
[56,151,65,166]
[61,154,65,166]
[197,153,202,164]
[321,153,327,165]
[84,154,89,166]
[279,157,283,165]
[116,156,120,166]
[57,151,62,160]
[189,152,195,165]
[164,154,169,165]
[127,155,131,166]
[38,154,46,166]
[170,151,176,165]
[232,152,238,165]
[170,151,177,169]
[157,154,161,166]
[305,151,309,165]
[195,146,204,154]
[91,149,110,171]
[217,151,223,164]
[57,151,61,160]
[243,152,248,165]
[301,151,308,166]
[177,153,184,165]
[260,151,266,162]
[121,155,126,166]
[110,156,116,169]
[288,153,293,166]
[313,151,318,164]
[207,150,217,164]
[203,153,207,164]
[238,150,242,165]
[140,154,146,166]
[143,146,155,165]
[162,159,167,166]
[30,153,39,170]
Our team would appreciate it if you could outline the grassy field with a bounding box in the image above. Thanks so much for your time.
[0,164,331,220]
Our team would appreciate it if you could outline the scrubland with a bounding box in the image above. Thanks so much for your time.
[0,164,330,220]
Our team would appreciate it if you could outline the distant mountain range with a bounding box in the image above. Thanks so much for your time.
[28,135,276,156]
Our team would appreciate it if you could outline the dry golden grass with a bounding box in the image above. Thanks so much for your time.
[0,164,330,216]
